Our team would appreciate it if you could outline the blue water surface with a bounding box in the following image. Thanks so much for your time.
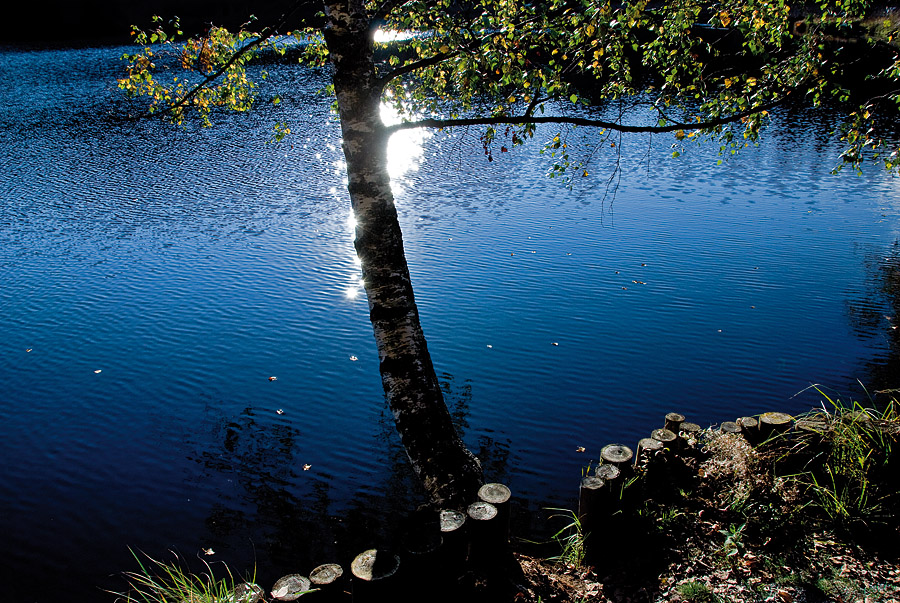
[0,44,898,602]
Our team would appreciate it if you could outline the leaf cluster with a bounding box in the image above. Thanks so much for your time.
[116,0,900,175]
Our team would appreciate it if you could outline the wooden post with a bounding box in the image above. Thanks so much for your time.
[650,428,678,450]
[271,574,312,602]
[664,412,685,433]
[759,412,793,441]
[600,444,634,466]
[467,501,502,573]
[438,509,467,583]
[350,549,400,603]
[578,475,605,560]
[308,564,344,601]
[736,416,758,443]
[595,463,621,483]
[477,483,511,544]
[230,583,265,603]
[679,422,701,436]
[720,421,740,435]
[635,437,663,468]
[678,422,702,448]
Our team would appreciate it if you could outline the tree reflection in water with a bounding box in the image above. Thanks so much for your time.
[184,372,514,589]
[847,240,900,403]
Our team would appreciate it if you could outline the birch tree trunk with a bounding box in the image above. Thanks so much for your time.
[323,1,483,507]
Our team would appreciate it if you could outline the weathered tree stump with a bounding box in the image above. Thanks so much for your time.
[601,444,633,466]
[795,415,830,435]
[477,483,511,542]
[720,421,740,435]
[350,549,400,603]
[679,422,701,436]
[664,412,685,433]
[759,412,793,441]
[677,422,702,447]
[736,416,759,443]
[600,444,634,480]
[467,501,503,573]
[635,437,664,467]
[271,574,312,602]
[308,564,344,600]
[650,428,678,450]
[230,582,266,603]
[595,463,621,483]
[438,509,467,581]
[843,409,872,424]
[577,475,607,560]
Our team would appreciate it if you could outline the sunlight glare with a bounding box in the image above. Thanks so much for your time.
[380,102,431,183]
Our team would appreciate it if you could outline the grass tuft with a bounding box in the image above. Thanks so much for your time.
[110,548,262,603]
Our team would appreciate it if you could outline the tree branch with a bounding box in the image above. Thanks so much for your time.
[378,49,460,86]
[383,95,791,136]
[148,0,309,119]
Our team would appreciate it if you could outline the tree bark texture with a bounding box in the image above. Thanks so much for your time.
[323,1,482,507]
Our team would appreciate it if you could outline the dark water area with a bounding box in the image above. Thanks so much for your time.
[1,44,899,602]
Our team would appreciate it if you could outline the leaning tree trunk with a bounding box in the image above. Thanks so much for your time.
[323,1,483,507]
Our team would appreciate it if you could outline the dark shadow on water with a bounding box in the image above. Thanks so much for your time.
[846,239,900,402]
[117,371,519,598]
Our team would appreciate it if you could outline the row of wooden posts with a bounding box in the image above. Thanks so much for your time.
[258,411,801,601]
[262,483,514,601]
[577,410,797,559]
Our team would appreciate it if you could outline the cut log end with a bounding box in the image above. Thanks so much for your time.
[760,411,793,427]
[477,482,511,505]
[308,563,343,586]
[595,463,621,481]
[580,475,605,491]
[271,574,311,601]
[467,501,498,521]
[439,509,466,532]
[350,549,400,582]
[651,428,678,447]
[720,421,740,434]
[664,412,686,432]
[600,444,634,465]
[680,422,701,435]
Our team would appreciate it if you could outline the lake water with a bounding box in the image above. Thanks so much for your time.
[1,44,898,602]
